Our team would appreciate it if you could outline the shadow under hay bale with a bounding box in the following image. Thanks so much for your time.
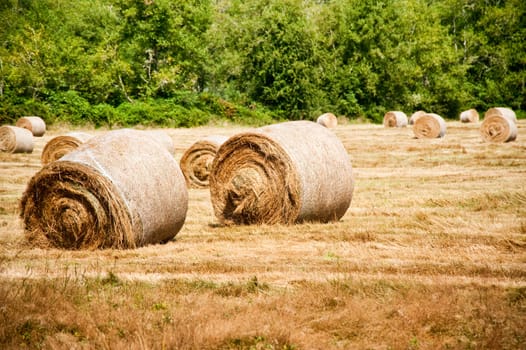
[316,113,338,128]
[209,120,354,225]
[409,110,426,125]
[20,129,188,249]
[459,108,479,123]
[383,111,408,127]
[180,135,228,188]
[413,113,447,139]
[41,132,93,165]
[0,125,34,153]
[16,116,46,137]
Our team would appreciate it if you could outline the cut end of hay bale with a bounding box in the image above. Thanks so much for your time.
[210,121,354,225]
[210,132,301,225]
[409,110,426,125]
[383,111,408,127]
[316,113,338,128]
[413,113,447,139]
[21,129,188,250]
[180,135,228,188]
[16,116,46,137]
[460,109,479,123]
[41,132,93,165]
[0,125,34,153]
[480,115,518,143]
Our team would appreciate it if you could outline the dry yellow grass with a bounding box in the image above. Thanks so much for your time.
[1,121,525,349]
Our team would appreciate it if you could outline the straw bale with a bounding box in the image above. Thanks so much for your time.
[459,108,479,123]
[41,132,92,165]
[413,113,447,139]
[180,135,228,188]
[409,110,426,125]
[20,129,188,249]
[16,116,46,136]
[209,120,354,225]
[143,129,175,154]
[480,115,517,143]
[383,111,408,127]
[0,125,34,153]
[483,107,517,123]
[316,113,338,128]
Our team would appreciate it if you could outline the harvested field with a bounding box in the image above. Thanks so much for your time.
[1,121,525,349]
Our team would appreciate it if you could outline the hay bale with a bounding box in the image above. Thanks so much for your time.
[413,113,447,139]
[483,107,517,123]
[20,129,188,249]
[209,120,354,225]
[41,132,93,165]
[459,108,479,123]
[316,113,338,128]
[180,135,228,188]
[480,114,518,143]
[143,129,175,154]
[16,116,46,136]
[0,125,34,153]
[383,111,408,127]
[409,110,426,125]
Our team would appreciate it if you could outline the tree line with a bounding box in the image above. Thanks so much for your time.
[0,0,524,126]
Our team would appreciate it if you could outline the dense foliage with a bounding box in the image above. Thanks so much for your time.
[0,0,524,126]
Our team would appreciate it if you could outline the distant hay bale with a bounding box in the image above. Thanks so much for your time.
[483,107,517,123]
[209,121,354,225]
[459,109,479,123]
[16,116,46,137]
[20,129,188,249]
[143,129,175,154]
[480,114,517,143]
[180,135,228,188]
[409,110,426,125]
[316,113,338,128]
[41,132,93,165]
[0,125,34,153]
[413,113,447,139]
[383,111,408,127]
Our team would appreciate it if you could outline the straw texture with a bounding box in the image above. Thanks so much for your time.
[383,111,408,127]
[0,125,34,153]
[180,135,228,188]
[41,132,93,165]
[483,107,517,123]
[20,129,188,249]
[413,113,447,139]
[16,116,46,136]
[409,110,426,125]
[209,121,354,225]
[316,113,338,128]
[480,115,517,143]
[459,109,479,123]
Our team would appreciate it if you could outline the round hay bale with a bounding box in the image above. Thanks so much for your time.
[180,135,228,188]
[143,129,175,154]
[0,125,34,153]
[409,110,426,125]
[209,120,354,225]
[383,111,408,127]
[316,113,338,128]
[413,113,447,139]
[41,132,93,165]
[16,116,46,136]
[459,108,479,123]
[483,107,517,123]
[20,129,188,249]
[480,114,518,143]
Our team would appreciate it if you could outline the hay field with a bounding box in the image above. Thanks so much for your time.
[1,120,525,349]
